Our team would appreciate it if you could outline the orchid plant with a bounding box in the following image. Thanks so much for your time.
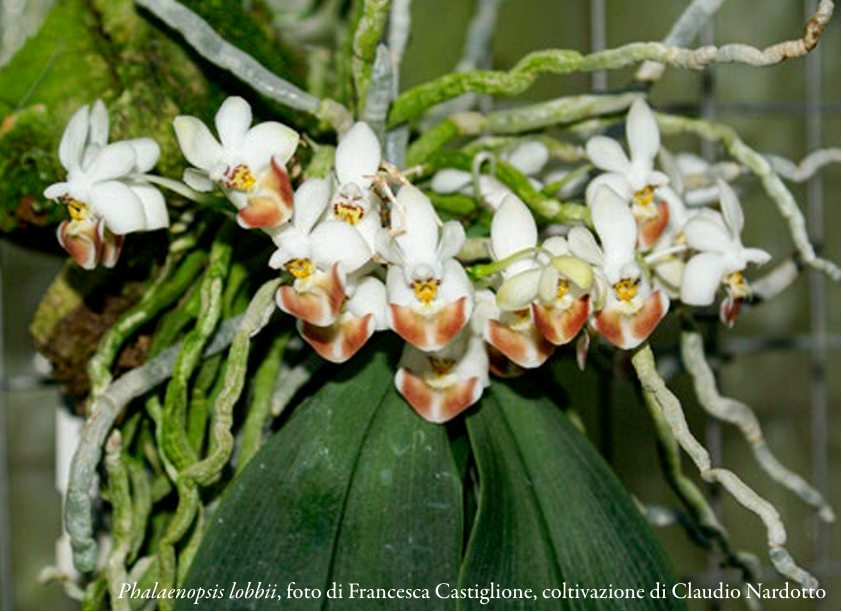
[1,0,839,609]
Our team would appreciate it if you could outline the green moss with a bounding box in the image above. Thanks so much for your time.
[0,105,65,242]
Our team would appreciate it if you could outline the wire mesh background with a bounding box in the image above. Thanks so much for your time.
[0,0,839,609]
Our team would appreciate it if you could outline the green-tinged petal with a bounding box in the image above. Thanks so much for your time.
[497,268,542,311]
[550,255,593,290]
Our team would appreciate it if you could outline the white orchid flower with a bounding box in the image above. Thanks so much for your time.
[174,96,298,230]
[484,196,592,368]
[325,122,382,250]
[570,186,669,350]
[44,100,168,269]
[681,180,771,326]
[270,178,372,326]
[378,185,473,351]
[586,98,671,249]
[297,274,388,363]
[484,195,554,368]
[395,329,489,424]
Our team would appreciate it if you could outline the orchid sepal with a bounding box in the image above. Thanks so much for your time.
[276,263,347,327]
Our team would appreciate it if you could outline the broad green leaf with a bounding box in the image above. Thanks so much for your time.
[460,379,683,611]
[180,342,462,611]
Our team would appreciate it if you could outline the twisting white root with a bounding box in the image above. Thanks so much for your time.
[65,280,279,572]
[767,148,842,182]
[681,330,835,521]
[632,343,820,590]
[636,0,728,83]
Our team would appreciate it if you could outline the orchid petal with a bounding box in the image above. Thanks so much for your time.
[436,220,466,262]
[485,319,555,369]
[215,96,252,149]
[311,221,372,274]
[567,227,604,267]
[276,264,346,326]
[347,276,389,330]
[385,264,416,307]
[269,226,310,267]
[375,227,404,265]
[292,177,331,234]
[504,141,549,176]
[57,219,98,270]
[130,183,169,229]
[491,195,536,267]
[389,298,469,351]
[680,252,729,306]
[298,315,375,363]
[174,116,225,171]
[456,336,491,388]
[627,98,660,169]
[637,199,671,251]
[335,122,381,188]
[743,247,772,265]
[85,142,137,183]
[541,236,570,257]
[392,185,440,260]
[239,159,294,229]
[550,256,593,290]
[44,182,72,201]
[586,172,634,204]
[593,289,668,350]
[497,268,542,311]
[716,179,744,236]
[537,266,559,304]
[438,259,474,304]
[586,135,630,174]
[99,228,124,269]
[126,138,161,173]
[683,214,732,253]
[590,186,637,263]
[58,105,89,171]
[470,290,498,336]
[241,122,299,170]
[720,294,742,327]
[532,297,590,345]
[395,368,482,424]
[430,169,472,194]
[91,181,146,235]
[89,100,110,147]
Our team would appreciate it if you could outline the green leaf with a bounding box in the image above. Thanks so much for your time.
[460,379,683,611]
[180,342,462,611]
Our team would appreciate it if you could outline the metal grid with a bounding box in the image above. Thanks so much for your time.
[585,0,840,607]
[0,0,839,609]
